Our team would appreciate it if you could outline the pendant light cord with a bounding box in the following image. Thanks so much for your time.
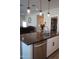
[48,1,50,12]
[40,0,42,11]
[48,0,51,13]
[28,0,29,7]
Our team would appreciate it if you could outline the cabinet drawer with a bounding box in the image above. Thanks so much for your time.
[47,36,59,57]
[47,38,55,57]
[47,38,53,43]
[53,36,59,40]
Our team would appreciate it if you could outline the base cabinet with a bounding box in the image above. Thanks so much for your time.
[21,42,33,59]
[47,36,59,57]
[21,41,46,59]
[21,36,59,59]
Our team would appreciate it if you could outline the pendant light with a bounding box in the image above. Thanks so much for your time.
[39,0,43,16]
[47,12,50,17]
[27,0,30,14]
[39,10,42,16]
[47,0,51,17]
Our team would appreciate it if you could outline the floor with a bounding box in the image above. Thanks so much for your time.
[48,49,59,59]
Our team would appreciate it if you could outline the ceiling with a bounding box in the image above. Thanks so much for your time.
[20,0,59,16]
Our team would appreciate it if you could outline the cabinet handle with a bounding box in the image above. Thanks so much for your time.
[53,42,55,46]
[34,42,46,48]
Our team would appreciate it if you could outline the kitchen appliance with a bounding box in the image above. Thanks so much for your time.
[33,41,46,59]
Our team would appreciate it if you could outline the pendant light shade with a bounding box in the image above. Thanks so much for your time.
[27,7,30,14]
[39,10,42,16]
[47,12,50,17]
[48,0,51,1]
[27,0,30,14]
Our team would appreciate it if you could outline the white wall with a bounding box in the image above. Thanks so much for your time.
[20,15,25,27]
[20,7,59,33]
[25,14,37,27]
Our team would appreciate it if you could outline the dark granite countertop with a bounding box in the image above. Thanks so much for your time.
[20,32,59,45]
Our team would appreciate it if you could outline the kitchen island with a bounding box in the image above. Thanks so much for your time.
[20,32,59,59]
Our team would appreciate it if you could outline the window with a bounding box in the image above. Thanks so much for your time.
[22,21,27,27]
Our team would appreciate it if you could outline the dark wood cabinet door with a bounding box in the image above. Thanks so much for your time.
[51,17,57,34]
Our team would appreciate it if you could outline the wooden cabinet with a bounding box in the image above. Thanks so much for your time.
[47,36,59,57]
[51,17,58,34]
